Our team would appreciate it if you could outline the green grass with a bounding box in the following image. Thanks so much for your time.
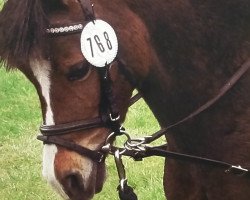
[0,68,59,200]
[0,67,166,200]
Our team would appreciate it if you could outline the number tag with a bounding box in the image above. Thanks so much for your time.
[80,20,118,67]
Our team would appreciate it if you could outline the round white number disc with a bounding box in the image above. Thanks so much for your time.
[80,20,118,67]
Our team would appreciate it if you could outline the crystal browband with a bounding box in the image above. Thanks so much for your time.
[46,23,83,35]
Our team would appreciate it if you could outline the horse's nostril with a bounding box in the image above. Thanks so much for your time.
[62,172,85,197]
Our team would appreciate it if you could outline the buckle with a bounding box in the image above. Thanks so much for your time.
[97,153,105,163]
[109,113,120,122]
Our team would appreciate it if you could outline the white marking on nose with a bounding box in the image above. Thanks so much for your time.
[31,60,53,126]
[42,145,69,199]
[30,59,69,199]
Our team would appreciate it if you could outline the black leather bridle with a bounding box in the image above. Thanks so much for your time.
[37,1,250,199]
[37,0,140,164]
[37,61,139,163]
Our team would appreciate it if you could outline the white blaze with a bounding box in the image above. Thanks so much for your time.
[30,59,69,199]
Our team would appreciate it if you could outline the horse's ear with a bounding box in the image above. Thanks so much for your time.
[0,0,48,69]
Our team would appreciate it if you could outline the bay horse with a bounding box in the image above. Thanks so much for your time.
[1,0,250,199]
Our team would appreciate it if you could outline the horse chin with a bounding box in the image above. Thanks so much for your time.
[84,161,107,199]
[79,162,106,200]
[62,162,106,200]
[53,155,107,200]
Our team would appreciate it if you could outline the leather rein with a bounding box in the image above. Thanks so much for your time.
[37,1,250,199]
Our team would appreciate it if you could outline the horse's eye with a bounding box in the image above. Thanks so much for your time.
[67,62,92,81]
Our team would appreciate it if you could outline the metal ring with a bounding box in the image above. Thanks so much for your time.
[124,142,146,152]
[109,113,120,122]
[124,142,133,150]
[125,138,145,147]
[103,131,131,155]
[120,131,132,143]
[104,132,116,145]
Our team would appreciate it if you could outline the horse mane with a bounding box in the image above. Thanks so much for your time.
[0,0,50,69]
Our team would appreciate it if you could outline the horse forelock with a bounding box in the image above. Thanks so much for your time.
[0,0,50,69]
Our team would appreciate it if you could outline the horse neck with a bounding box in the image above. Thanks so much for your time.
[133,0,250,132]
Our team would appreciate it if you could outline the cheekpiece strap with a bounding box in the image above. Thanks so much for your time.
[77,0,95,22]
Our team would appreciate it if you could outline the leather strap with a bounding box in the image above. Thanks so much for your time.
[40,117,104,136]
[129,93,142,107]
[145,58,250,144]
[143,147,249,176]
[39,92,141,137]
[37,135,105,162]
[109,145,249,176]
[77,0,95,21]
